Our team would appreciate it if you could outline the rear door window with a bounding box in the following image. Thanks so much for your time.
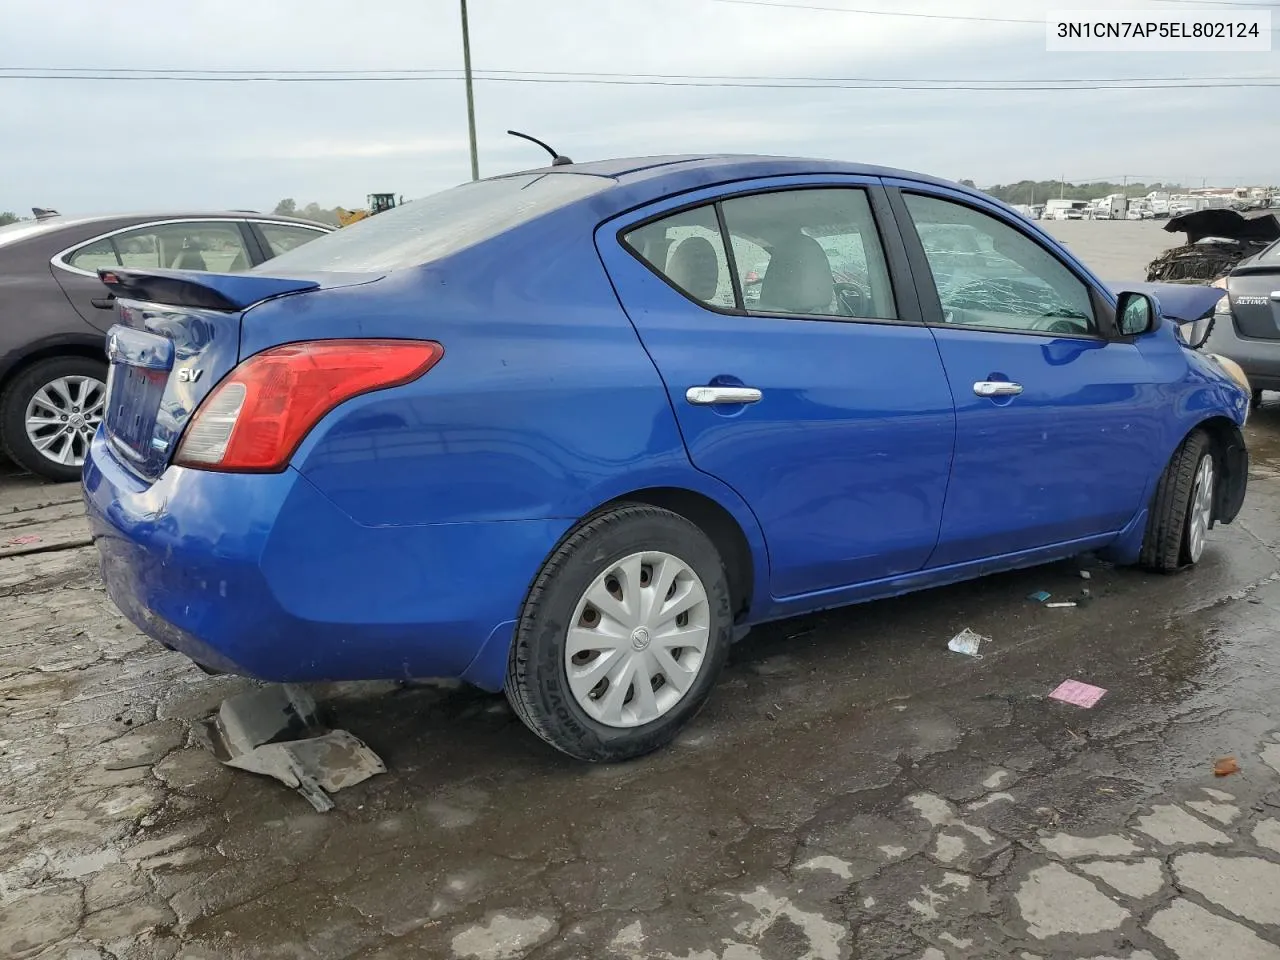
[68,221,253,273]
[622,205,737,308]
[621,187,898,321]
[722,189,897,320]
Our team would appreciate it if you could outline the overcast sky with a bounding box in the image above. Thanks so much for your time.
[2,0,1277,214]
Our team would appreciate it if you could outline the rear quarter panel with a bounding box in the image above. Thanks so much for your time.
[243,203,769,565]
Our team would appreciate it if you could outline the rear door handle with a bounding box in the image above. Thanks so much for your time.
[973,381,1023,398]
[685,386,763,406]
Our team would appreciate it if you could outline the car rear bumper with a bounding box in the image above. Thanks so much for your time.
[1203,316,1280,390]
[82,432,569,690]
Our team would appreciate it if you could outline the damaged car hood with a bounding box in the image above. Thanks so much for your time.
[1165,209,1280,246]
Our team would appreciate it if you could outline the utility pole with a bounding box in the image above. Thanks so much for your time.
[460,0,479,181]
[1060,175,1065,200]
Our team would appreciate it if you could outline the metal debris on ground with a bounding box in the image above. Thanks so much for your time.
[199,684,386,813]
[947,627,988,658]
[1028,590,1052,603]
[1048,679,1107,709]
[1214,756,1242,777]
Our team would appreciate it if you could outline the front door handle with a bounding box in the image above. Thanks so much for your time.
[973,380,1023,398]
[685,386,763,406]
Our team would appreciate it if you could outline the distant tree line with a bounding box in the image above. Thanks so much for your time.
[0,212,21,227]
[272,199,343,226]
[969,180,1186,204]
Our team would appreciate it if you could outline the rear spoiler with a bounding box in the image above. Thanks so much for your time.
[98,268,320,312]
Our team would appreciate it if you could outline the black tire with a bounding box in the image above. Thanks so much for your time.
[505,503,733,762]
[1138,429,1214,573]
[0,356,108,483]
[1252,389,1265,408]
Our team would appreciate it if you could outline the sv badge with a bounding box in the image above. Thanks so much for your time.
[177,368,204,383]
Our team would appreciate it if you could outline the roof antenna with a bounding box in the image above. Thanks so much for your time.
[507,130,572,166]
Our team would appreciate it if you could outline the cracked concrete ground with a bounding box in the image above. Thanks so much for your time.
[3,225,1280,959]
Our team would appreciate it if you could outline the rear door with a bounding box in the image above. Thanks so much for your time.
[53,219,258,332]
[886,182,1162,566]
[597,177,957,599]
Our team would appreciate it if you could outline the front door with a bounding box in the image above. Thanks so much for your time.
[598,178,957,599]
[888,185,1162,566]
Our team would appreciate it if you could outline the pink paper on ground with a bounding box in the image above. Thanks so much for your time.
[1048,679,1107,708]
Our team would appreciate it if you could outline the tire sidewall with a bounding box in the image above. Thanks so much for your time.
[1,357,107,482]
[517,509,732,761]
[1181,447,1216,564]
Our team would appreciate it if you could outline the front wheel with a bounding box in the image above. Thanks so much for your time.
[0,357,107,482]
[505,504,733,762]
[1139,430,1216,573]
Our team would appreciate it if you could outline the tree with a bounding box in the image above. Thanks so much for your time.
[958,179,977,189]
[272,198,297,216]
[0,212,19,227]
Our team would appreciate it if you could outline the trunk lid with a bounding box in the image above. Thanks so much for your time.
[98,268,376,479]
[1225,271,1280,341]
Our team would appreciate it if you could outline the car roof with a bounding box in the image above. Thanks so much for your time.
[27,211,332,228]
[493,153,962,196]
[0,211,333,252]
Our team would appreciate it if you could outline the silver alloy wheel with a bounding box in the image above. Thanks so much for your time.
[565,551,711,728]
[1187,454,1215,563]
[24,375,106,468]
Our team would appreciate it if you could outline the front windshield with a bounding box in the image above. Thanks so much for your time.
[257,173,612,274]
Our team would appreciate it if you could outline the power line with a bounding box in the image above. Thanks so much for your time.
[1142,0,1276,6]
[2,66,1274,84]
[711,0,1280,27]
[709,0,1039,23]
[1,72,1277,91]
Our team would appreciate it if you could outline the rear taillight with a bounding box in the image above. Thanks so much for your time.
[174,339,443,472]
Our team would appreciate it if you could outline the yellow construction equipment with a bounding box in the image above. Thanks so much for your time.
[337,193,401,227]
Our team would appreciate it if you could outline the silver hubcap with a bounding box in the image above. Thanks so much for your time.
[1187,454,1215,562]
[24,375,106,468]
[565,551,710,728]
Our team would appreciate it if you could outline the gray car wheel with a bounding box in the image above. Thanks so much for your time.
[1,356,108,482]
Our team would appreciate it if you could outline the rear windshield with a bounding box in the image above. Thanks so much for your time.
[256,173,612,274]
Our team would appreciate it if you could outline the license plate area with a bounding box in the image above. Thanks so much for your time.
[104,326,174,464]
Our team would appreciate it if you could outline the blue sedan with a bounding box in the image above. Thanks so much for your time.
[83,155,1250,762]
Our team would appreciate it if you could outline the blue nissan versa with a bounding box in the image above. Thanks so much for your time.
[84,156,1250,762]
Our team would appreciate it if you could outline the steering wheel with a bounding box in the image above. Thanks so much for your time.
[1045,319,1081,335]
[834,281,870,318]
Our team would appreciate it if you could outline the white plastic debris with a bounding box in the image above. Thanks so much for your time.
[947,628,988,658]
[201,685,385,812]
[1046,602,1078,608]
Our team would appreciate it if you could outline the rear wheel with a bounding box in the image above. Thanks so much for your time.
[0,356,107,482]
[505,504,733,762]
[1139,430,1216,573]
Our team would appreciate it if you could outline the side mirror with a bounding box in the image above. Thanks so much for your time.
[1115,291,1159,337]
